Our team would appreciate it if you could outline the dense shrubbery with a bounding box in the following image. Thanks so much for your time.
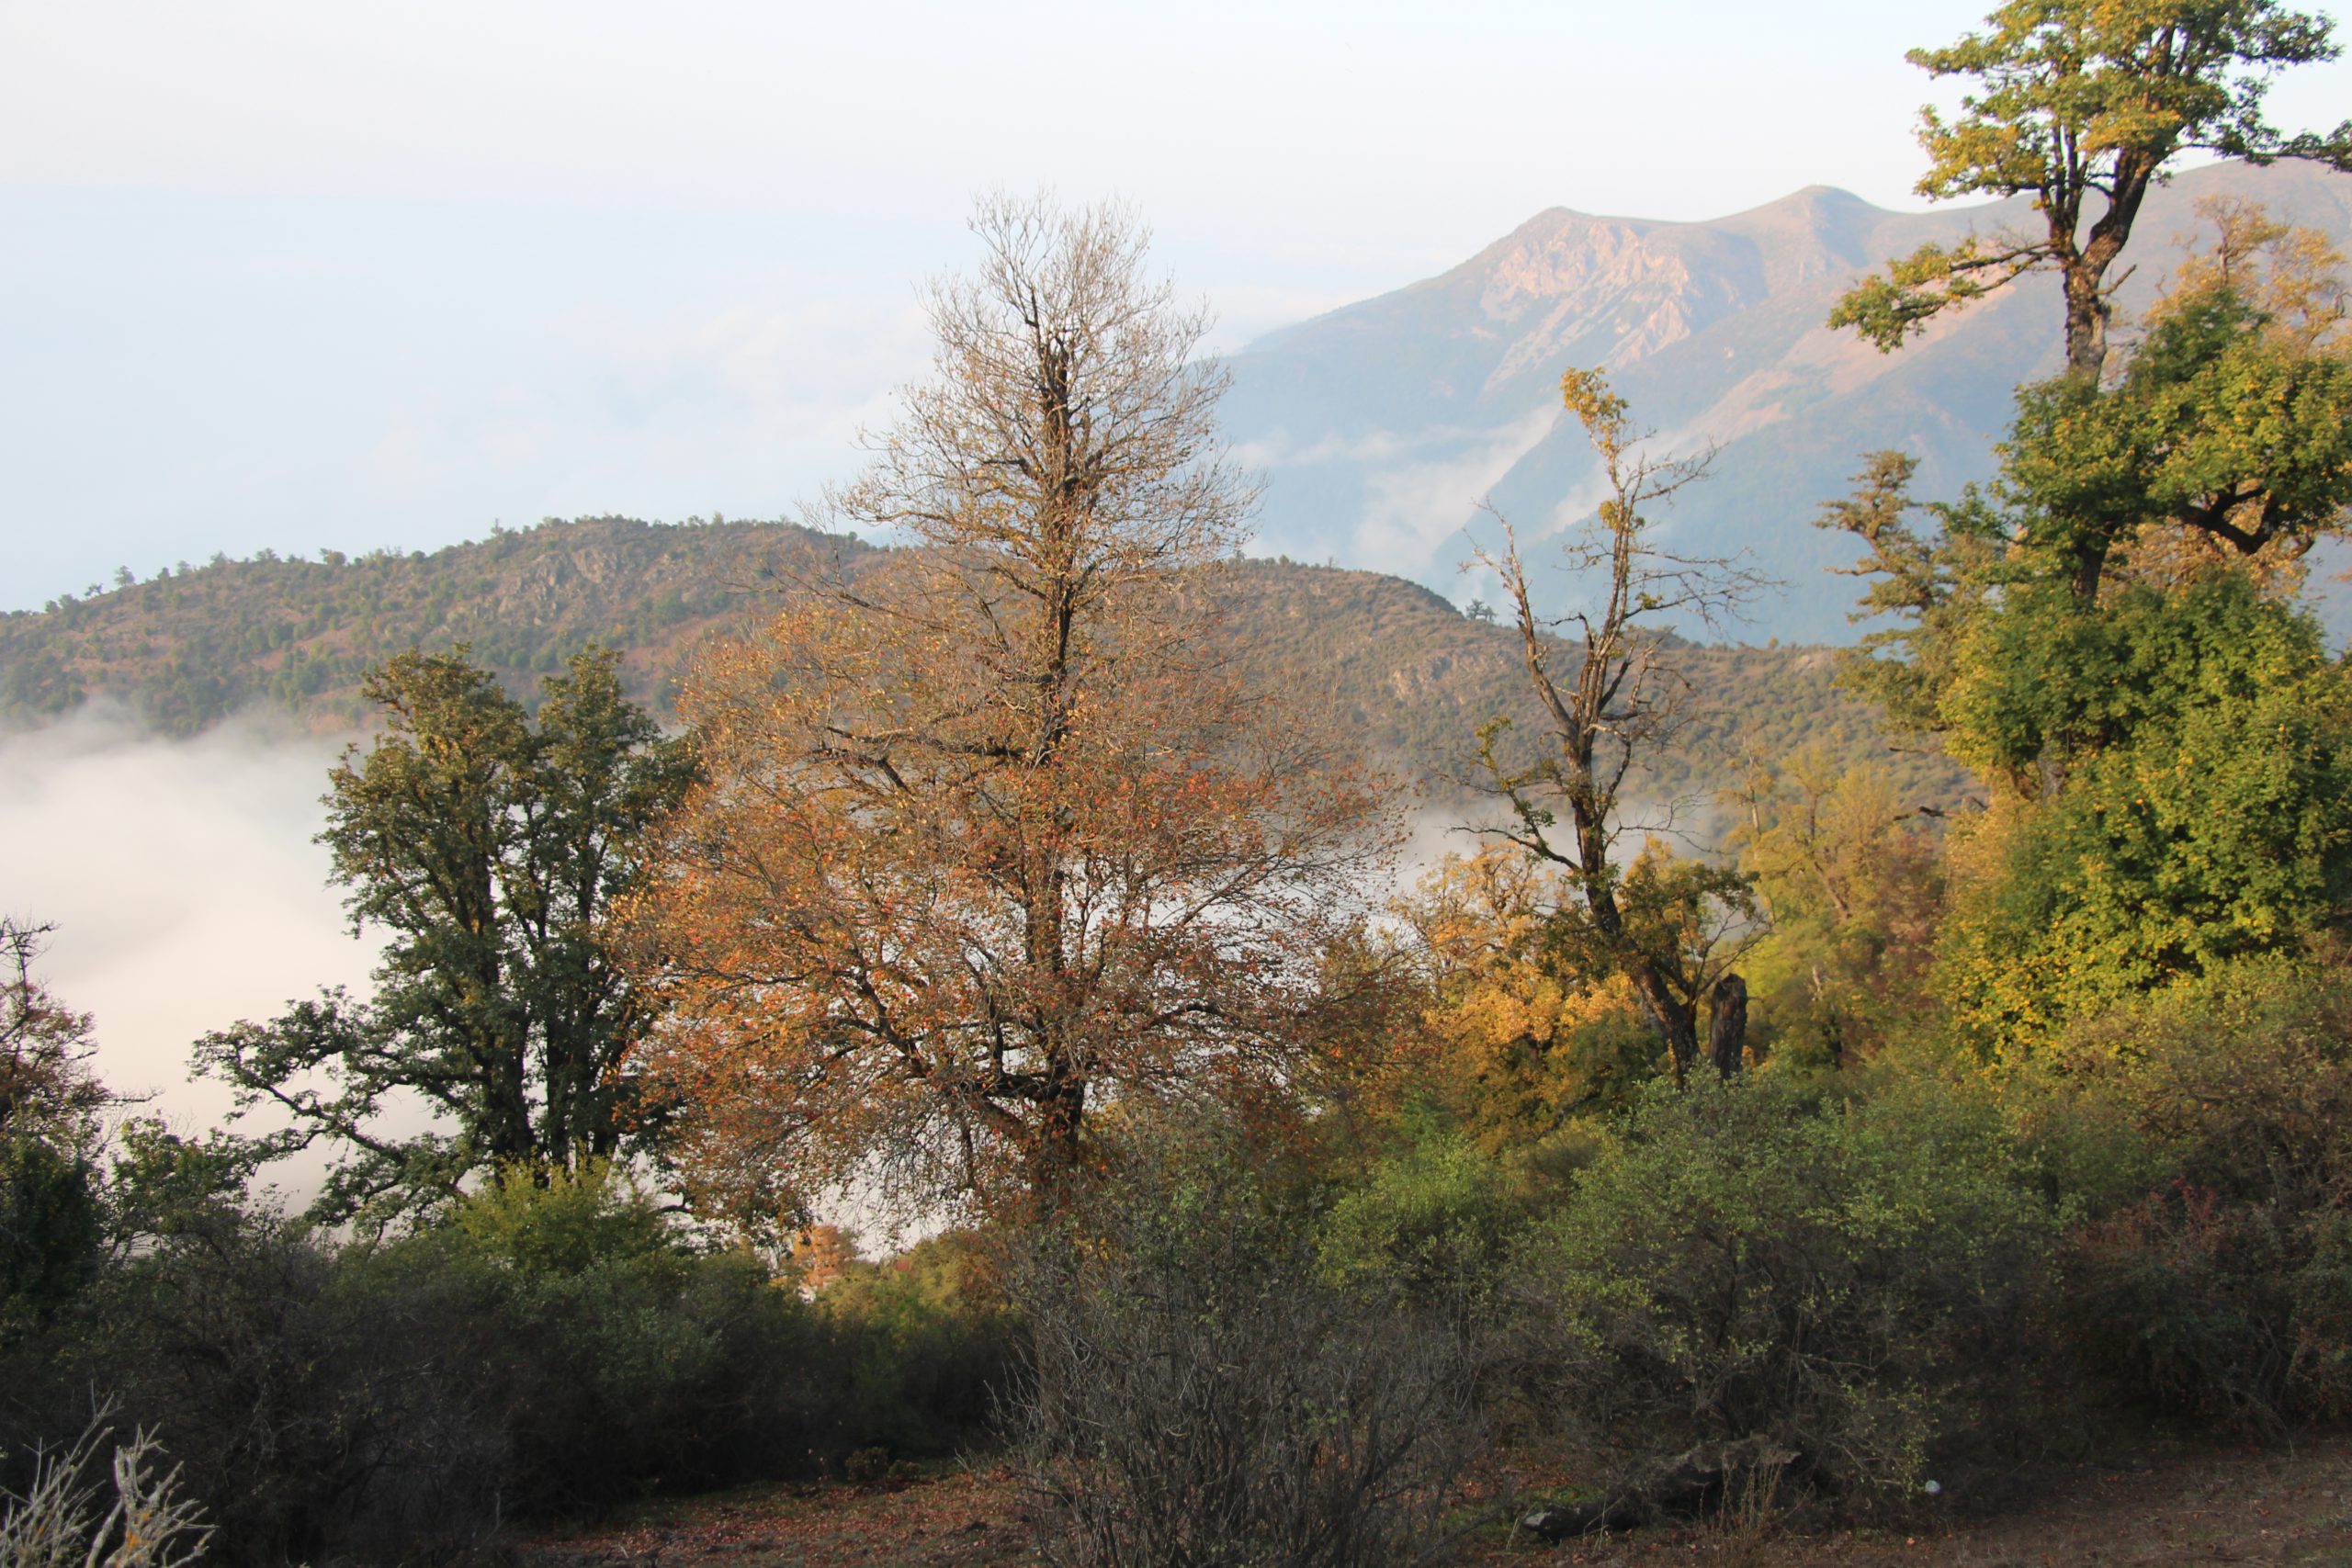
[1508,1074,2058,1503]
[1295,964,2352,1523]
[2051,970,2352,1429]
[816,1230,1023,1463]
[0,1163,1019,1565]
[14,968,2352,1562]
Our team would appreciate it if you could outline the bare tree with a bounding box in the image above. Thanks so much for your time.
[632,197,1392,1222]
[1470,369,1764,1082]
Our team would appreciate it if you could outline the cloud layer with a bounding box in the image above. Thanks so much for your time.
[0,711,379,1163]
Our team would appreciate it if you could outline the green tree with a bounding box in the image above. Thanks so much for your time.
[1997,276,2352,604]
[197,647,699,1224]
[1823,213,2352,1051]
[1725,749,1946,1067]
[1825,227,2352,761]
[1831,0,2351,384]
[1933,574,2352,1046]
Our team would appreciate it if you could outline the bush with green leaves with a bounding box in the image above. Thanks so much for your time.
[1012,1122,1486,1568]
[1515,1073,2057,1504]
[0,1136,101,1341]
[1934,575,2352,1051]
[6,1161,835,1563]
[1317,1117,1536,1312]
[29,1202,492,1565]
[409,1161,830,1512]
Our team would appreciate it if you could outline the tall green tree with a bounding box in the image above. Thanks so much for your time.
[1831,0,2351,389]
[1826,261,2352,772]
[1826,274,2352,759]
[1822,216,2352,1047]
[197,648,699,1224]
[1933,574,2352,1047]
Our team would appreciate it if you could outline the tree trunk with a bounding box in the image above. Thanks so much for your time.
[1027,1068,1088,1206]
[2062,262,2110,383]
[1624,964,1702,1086]
[1707,974,1748,1080]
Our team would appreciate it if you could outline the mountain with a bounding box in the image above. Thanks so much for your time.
[1221,162,2352,643]
[0,516,1967,818]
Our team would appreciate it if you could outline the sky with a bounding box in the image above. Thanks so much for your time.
[21,0,2352,613]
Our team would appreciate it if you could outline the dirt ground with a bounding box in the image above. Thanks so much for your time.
[519,1435,2352,1568]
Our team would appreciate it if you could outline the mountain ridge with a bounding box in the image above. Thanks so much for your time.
[0,515,1966,818]
[1222,162,2352,641]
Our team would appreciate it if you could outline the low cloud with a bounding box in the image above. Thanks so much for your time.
[1238,406,1568,583]
[0,708,379,1178]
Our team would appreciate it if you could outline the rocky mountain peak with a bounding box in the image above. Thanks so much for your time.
[1219,163,2352,644]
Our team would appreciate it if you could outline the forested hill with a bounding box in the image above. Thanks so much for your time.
[0,516,861,736]
[0,514,1963,809]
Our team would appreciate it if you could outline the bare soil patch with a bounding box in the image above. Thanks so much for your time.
[520,1438,2352,1568]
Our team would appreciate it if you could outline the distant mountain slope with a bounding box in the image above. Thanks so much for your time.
[1222,163,2352,643]
[0,516,1966,818]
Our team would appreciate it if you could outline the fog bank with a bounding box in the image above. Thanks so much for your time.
[0,709,379,1165]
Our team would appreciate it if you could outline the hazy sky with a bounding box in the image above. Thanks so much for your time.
[4,1,2350,611]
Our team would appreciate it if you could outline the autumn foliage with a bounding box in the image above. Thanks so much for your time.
[625,199,1392,1224]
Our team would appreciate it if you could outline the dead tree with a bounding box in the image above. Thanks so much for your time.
[1472,369,1765,1083]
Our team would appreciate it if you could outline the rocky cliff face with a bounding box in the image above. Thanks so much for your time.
[1222,164,2352,644]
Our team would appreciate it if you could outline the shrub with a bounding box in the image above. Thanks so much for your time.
[12,1163,836,1563]
[0,1135,102,1340]
[1515,1073,2057,1504]
[1012,1123,1486,1568]
[2055,971,2352,1427]
[1318,1118,1532,1312]
[40,1206,495,1565]
[421,1163,829,1511]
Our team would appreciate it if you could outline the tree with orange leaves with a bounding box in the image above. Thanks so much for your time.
[628,197,1392,1224]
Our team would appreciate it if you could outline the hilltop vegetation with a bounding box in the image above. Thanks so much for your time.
[0,517,849,736]
[0,514,1964,812]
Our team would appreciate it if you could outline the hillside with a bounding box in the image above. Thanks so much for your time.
[1223,162,2352,642]
[0,515,1966,816]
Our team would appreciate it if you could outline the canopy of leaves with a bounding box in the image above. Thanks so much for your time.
[1833,0,2351,372]
[1935,576,2352,1046]
[195,648,698,1225]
